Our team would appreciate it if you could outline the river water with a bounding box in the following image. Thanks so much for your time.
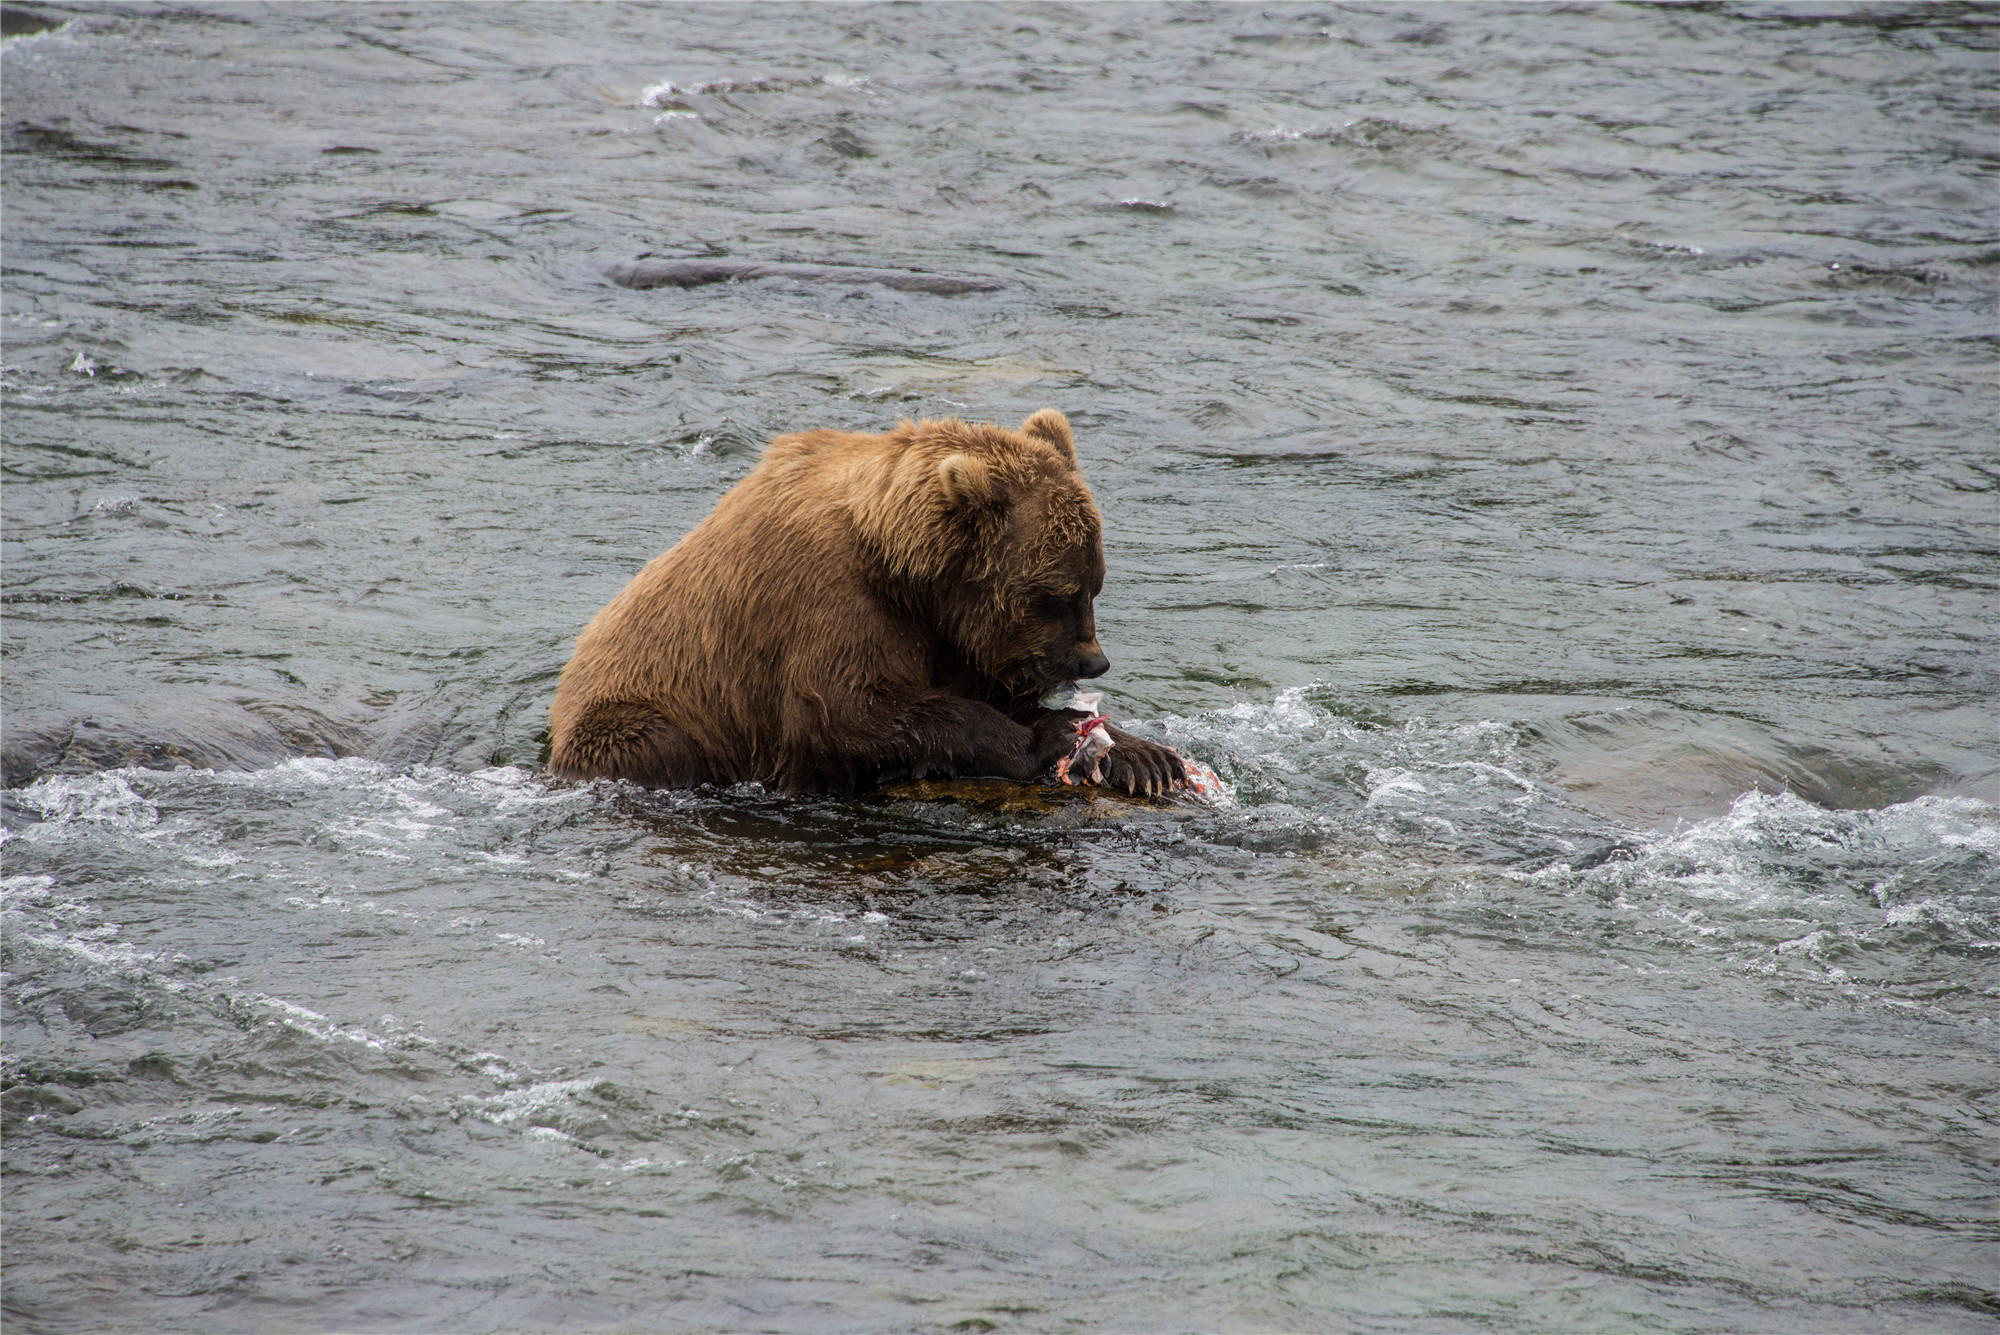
[4,4,1997,1331]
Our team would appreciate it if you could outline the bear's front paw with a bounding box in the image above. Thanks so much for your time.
[1098,729,1185,798]
[1031,709,1093,771]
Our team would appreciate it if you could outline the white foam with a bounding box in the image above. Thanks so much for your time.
[1532,790,2000,978]
[470,1077,605,1127]
[1611,791,1996,898]
[1155,690,1998,978]
[1365,767,1428,805]
[198,756,568,815]
[0,874,57,906]
[1884,899,1969,928]
[18,930,165,976]
[283,892,423,922]
[523,1125,580,1147]
[1158,686,1553,832]
[250,995,389,1051]
[15,772,160,834]
[36,759,604,887]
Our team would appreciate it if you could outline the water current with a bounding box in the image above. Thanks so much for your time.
[4,4,1997,1331]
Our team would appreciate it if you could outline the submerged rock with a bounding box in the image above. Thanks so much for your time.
[604,258,1003,295]
[873,775,1159,813]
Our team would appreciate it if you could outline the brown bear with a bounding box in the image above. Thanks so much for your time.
[547,410,1186,796]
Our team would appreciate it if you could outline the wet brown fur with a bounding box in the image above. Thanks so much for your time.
[548,411,1185,794]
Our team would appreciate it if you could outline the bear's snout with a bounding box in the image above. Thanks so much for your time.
[1076,644,1110,679]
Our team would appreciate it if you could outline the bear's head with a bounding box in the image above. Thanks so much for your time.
[855,410,1110,696]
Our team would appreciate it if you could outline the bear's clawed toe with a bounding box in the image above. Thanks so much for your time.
[1099,731,1185,799]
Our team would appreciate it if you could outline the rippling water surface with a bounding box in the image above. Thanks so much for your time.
[4,4,1997,1331]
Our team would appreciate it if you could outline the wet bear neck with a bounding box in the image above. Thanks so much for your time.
[864,569,1012,703]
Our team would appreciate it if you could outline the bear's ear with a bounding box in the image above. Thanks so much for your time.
[1021,409,1076,466]
[937,453,994,509]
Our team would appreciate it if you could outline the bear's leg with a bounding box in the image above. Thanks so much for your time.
[786,694,1077,791]
[550,702,711,787]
